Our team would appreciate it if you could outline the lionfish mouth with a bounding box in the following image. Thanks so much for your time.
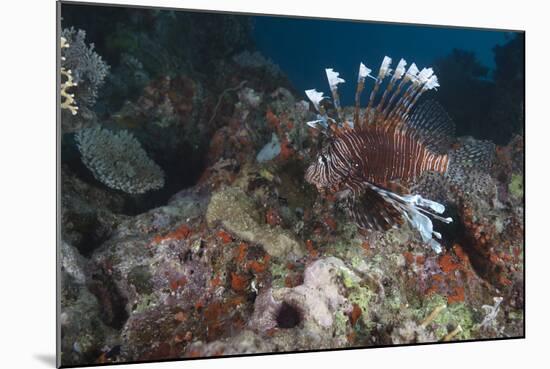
[305,163,342,195]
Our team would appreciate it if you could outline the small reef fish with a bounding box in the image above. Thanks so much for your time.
[304,56,493,253]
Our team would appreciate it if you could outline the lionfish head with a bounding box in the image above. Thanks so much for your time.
[305,141,350,192]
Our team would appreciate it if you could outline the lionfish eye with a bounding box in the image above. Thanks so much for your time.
[320,154,328,165]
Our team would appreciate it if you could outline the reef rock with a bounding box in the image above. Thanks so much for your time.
[60,241,119,366]
[185,330,274,357]
[248,257,356,350]
[206,186,305,259]
[61,166,126,256]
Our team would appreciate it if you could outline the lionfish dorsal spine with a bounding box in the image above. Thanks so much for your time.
[380,62,418,127]
[304,55,440,136]
[325,68,346,123]
[364,56,392,126]
[353,62,371,125]
[391,68,438,125]
[305,89,330,132]
[374,58,407,124]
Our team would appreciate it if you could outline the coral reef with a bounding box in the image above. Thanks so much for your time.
[206,187,305,259]
[61,165,125,256]
[434,34,524,145]
[60,74,523,363]
[60,240,120,366]
[60,130,524,364]
[60,36,79,115]
[59,7,523,366]
[60,27,110,132]
[232,51,283,78]
[75,126,165,194]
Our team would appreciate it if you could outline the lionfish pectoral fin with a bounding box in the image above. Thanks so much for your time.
[364,183,452,253]
[334,188,353,201]
[386,180,411,195]
[343,186,405,233]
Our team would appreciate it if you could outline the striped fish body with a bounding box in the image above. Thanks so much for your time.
[305,109,453,197]
[331,125,449,189]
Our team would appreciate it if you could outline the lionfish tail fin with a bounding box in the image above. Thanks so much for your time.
[366,183,452,253]
[305,56,439,133]
[446,139,496,195]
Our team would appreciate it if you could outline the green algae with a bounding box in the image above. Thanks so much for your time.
[339,269,373,326]
[509,173,524,199]
[412,295,476,340]
[322,221,363,262]
[127,265,153,294]
[386,294,403,312]
[270,259,288,288]
[132,293,157,314]
[333,310,348,337]
[259,168,275,182]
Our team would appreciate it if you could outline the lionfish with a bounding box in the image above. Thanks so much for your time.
[304,56,493,253]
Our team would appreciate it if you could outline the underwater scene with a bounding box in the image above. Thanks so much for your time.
[58,2,525,366]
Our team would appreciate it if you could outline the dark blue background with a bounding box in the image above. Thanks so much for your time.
[252,16,511,104]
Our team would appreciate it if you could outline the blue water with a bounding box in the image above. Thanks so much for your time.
[252,15,511,104]
[60,3,522,144]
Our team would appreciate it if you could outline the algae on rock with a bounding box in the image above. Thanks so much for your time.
[508,173,524,199]
[206,187,305,258]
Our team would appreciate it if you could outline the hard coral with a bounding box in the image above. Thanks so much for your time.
[61,27,110,132]
[75,126,165,194]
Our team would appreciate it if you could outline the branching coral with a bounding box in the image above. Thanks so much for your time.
[60,37,79,115]
[479,296,504,330]
[60,67,79,115]
[61,27,110,132]
[61,27,109,107]
[75,126,165,194]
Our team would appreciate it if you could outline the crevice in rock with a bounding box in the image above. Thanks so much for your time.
[87,270,129,330]
[276,302,302,329]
